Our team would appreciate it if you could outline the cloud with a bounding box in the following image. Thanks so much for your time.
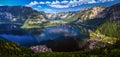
[49,4,70,8]
[26,1,38,7]
[49,0,114,8]
[61,1,69,4]
[44,9,53,13]
[99,0,114,3]
[39,1,45,4]
[48,0,90,8]
[44,9,58,13]
[34,8,39,10]
[46,1,51,4]
[38,6,42,8]
[0,4,3,6]
[88,0,97,4]
[26,0,114,8]
[51,1,60,5]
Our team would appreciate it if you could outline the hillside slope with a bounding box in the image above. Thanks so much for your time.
[97,3,120,38]
[0,6,46,25]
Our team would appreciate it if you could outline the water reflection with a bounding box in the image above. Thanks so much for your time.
[33,25,86,43]
[0,24,89,47]
[0,34,37,46]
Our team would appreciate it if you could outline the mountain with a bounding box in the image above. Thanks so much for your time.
[22,12,76,29]
[71,6,106,22]
[97,3,120,38]
[22,6,106,29]
[105,3,120,20]
[21,14,47,28]
[45,11,76,20]
[4,3,119,30]
[0,6,46,25]
[75,3,120,38]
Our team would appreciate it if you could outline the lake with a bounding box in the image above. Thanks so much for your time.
[0,24,89,51]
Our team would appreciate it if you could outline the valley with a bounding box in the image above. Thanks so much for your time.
[0,2,120,57]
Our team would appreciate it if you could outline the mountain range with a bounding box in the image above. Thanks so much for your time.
[0,3,120,38]
[0,2,120,56]
[0,6,45,25]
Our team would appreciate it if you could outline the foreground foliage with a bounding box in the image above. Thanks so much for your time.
[98,20,120,38]
[0,40,120,57]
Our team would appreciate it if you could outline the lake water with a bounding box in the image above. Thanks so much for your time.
[0,24,89,47]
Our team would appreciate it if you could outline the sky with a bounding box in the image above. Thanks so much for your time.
[0,0,120,13]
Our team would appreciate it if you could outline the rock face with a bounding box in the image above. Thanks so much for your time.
[88,3,120,49]
[88,6,106,19]
[44,6,106,21]
[97,4,120,38]
[24,15,47,25]
[0,6,45,24]
[105,3,120,20]
[88,41,107,49]
[30,45,52,52]
[45,12,76,19]
[75,6,106,22]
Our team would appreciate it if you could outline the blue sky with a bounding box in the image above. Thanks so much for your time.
[0,0,120,13]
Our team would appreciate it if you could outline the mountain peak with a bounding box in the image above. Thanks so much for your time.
[105,3,120,20]
[0,6,45,24]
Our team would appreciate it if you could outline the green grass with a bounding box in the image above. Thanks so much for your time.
[90,30,119,44]
[98,20,120,38]
[21,19,68,29]
[21,22,56,29]
[1,38,120,57]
